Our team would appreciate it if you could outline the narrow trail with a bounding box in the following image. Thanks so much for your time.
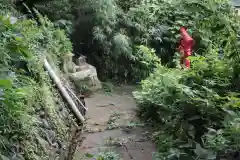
[74,85,156,160]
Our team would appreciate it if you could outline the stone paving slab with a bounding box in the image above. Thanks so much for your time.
[74,86,156,160]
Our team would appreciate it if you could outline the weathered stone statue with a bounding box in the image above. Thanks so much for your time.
[67,55,102,94]
[62,52,76,73]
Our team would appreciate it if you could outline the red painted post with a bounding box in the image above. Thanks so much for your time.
[178,27,194,68]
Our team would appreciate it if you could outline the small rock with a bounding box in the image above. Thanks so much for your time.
[36,136,51,153]
[56,149,61,154]
[10,145,17,153]
[60,110,69,118]
[35,107,41,112]
[122,128,132,134]
[39,111,45,118]
[98,128,104,132]
[62,144,66,150]
[35,117,42,126]
[46,130,56,144]
[41,119,50,129]
[52,142,58,148]
[93,122,100,125]
[57,140,63,149]
[10,16,17,24]
[59,107,63,112]
[93,128,100,132]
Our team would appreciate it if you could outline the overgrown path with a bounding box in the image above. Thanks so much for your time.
[74,85,156,160]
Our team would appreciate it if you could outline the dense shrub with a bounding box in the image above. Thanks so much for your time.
[70,0,240,82]
[94,44,160,82]
[130,3,240,158]
[128,0,239,62]
[133,47,240,159]
[0,5,73,159]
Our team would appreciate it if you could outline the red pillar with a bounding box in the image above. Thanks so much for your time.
[178,27,194,68]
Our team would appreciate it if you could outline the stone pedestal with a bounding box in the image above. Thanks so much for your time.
[69,55,102,93]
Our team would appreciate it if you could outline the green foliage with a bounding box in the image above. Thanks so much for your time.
[0,4,73,159]
[130,45,161,80]
[97,45,160,83]
[133,48,240,159]
[86,152,121,160]
[35,0,79,21]
[127,0,238,63]
[32,0,240,83]
[130,0,240,159]
[34,0,163,82]
[72,0,239,82]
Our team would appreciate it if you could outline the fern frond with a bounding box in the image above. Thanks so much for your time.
[112,33,132,57]
[93,26,107,42]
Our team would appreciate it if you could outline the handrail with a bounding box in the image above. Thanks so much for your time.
[43,58,85,122]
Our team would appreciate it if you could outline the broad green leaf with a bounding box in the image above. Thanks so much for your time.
[0,79,12,88]
[85,153,94,158]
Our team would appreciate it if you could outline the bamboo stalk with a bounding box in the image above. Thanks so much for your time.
[65,85,88,111]
[43,58,85,122]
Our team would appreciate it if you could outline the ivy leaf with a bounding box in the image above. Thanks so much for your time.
[85,153,94,158]
[19,47,32,58]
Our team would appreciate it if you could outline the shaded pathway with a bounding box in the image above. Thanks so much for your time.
[74,86,156,160]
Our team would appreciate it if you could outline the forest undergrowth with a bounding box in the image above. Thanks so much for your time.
[2,0,240,159]
[37,0,240,159]
[0,2,78,159]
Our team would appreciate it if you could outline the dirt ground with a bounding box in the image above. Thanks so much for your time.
[74,85,156,160]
